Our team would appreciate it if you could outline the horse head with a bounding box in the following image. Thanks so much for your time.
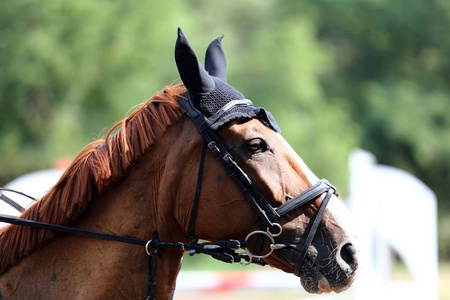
[0,28,359,299]
[173,28,359,294]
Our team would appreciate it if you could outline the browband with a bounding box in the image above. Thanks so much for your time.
[196,99,253,132]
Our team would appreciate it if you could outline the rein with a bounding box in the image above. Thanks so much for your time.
[0,100,337,299]
[0,209,250,300]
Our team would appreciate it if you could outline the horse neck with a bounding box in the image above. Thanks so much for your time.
[69,116,191,298]
[0,117,193,299]
[72,145,186,299]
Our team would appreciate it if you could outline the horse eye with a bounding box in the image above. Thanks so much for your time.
[247,138,267,153]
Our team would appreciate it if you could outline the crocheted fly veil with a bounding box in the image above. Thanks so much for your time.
[175,28,280,132]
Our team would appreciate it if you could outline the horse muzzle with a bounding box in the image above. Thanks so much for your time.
[272,239,359,294]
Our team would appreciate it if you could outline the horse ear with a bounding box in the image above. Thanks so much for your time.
[175,27,215,98]
[205,34,227,81]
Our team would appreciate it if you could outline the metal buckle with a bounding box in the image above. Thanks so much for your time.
[145,240,154,256]
[178,242,185,251]
[230,239,241,250]
[224,252,235,263]
[207,141,220,154]
[238,252,252,266]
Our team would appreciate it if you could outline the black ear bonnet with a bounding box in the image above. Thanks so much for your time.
[175,28,280,132]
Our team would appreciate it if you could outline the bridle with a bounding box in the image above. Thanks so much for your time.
[179,97,337,272]
[0,99,337,299]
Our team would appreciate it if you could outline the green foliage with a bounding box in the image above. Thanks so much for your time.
[0,0,190,179]
[1,0,450,256]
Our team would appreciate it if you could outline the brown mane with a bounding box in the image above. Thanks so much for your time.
[0,84,186,274]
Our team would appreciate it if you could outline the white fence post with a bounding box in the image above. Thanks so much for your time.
[347,149,438,300]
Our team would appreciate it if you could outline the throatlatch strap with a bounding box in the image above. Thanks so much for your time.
[188,137,207,241]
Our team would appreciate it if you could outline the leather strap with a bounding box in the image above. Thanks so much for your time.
[294,188,333,276]
[202,129,278,227]
[179,98,280,228]
[0,213,150,246]
[275,179,335,219]
[146,252,157,300]
[197,99,253,132]
[0,213,248,255]
[188,137,207,242]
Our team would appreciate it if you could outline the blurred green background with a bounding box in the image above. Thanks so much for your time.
[1,0,449,258]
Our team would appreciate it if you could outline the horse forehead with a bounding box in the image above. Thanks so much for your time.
[219,119,269,144]
[228,119,267,135]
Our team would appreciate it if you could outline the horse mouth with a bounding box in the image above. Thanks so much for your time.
[298,256,345,294]
[273,247,356,294]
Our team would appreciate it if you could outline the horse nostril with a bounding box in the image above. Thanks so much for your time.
[340,243,358,272]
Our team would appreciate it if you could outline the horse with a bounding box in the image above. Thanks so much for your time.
[0,28,358,299]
